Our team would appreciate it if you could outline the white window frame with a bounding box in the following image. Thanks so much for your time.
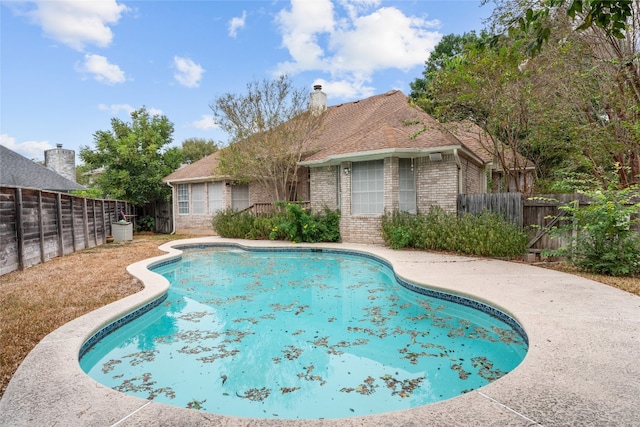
[399,158,417,214]
[177,184,189,215]
[208,181,224,213]
[351,160,384,215]
[191,183,206,215]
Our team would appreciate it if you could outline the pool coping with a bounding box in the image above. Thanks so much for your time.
[2,237,639,426]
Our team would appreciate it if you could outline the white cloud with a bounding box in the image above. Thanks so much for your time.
[98,103,135,115]
[330,7,441,72]
[77,53,126,84]
[312,78,375,100]
[173,56,205,88]
[228,10,247,38]
[16,0,129,51]
[98,104,163,116]
[276,0,335,70]
[275,1,441,98]
[191,115,219,130]
[1,134,52,160]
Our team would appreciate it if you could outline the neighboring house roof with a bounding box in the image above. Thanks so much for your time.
[444,121,535,171]
[300,90,484,166]
[163,150,224,184]
[0,145,86,192]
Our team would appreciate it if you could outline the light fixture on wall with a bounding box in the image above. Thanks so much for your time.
[343,167,351,175]
[429,152,443,162]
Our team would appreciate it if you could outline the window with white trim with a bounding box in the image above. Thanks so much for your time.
[177,184,189,214]
[208,182,223,213]
[399,158,417,214]
[191,183,206,214]
[231,184,250,211]
[351,160,384,214]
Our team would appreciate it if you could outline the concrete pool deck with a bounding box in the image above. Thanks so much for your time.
[1,237,639,426]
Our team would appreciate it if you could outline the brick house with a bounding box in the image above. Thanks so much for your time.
[163,87,526,241]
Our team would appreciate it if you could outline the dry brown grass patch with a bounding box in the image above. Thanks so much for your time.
[0,234,193,398]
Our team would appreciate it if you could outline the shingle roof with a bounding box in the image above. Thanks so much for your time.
[443,121,535,170]
[161,91,497,182]
[0,145,86,192]
[300,90,469,165]
[162,150,224,183]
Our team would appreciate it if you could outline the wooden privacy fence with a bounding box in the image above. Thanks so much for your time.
[457,192,638,253]
[0,186,131,275]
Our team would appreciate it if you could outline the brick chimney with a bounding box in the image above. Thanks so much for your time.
[309,84,327,115]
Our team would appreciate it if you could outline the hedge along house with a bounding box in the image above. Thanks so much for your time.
[163,86,529,240]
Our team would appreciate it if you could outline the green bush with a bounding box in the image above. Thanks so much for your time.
[136,215,155,232]
[382,206,528,258]
[274,203,341,243]
[211,209,256,238]
[544,185,640,276]
[212,204,340,243]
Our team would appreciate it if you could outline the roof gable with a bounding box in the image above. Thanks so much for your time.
[163,150,223,183]
[0,145,85,192]
[301,90,471,164]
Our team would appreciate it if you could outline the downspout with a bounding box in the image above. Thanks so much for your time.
[166,182,176,234]
[453,149,463,194]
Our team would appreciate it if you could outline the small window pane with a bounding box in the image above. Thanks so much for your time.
[178,184,189,215]
[399,159,416,214]
[208,182,223,213]
[192,183,206,214]
[351,160,383,214]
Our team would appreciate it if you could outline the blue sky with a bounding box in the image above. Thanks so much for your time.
[1,0,491,162]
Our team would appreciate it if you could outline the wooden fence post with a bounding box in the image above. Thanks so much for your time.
[38,191,45,263]
[70,197,77,252]
[101,200,107,243]
[56,193,64,257]
[92,199,98,246]
[83,198,89,249]
[15,188,24,270]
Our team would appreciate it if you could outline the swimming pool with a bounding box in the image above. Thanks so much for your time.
[80,245,527,419]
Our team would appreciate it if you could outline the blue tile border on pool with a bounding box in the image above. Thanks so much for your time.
[79,293,168,358]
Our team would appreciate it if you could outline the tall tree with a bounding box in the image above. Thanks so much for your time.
[410,31,489,106]
[488,0,640,186]
[181,137,218,163]
[210,75,323,201]
[80,107,183,206]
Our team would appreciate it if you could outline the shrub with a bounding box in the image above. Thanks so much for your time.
[544,185,640,276]
[212,204,340,243]
[274,203,341,243]
[382,206,528,258]
[136,215,155,232]
[211,209,255,239]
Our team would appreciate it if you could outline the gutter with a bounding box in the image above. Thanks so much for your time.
[453,148,463,194]
[299,147,465,167]
[166,181,176,234]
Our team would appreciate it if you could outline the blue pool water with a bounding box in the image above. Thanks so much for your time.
[80,246,528,419]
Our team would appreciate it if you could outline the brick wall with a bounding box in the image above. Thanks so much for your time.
[309,166,338,210]
[415,155,458,213]
[459,153,484,194]
[308,155,479,243]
